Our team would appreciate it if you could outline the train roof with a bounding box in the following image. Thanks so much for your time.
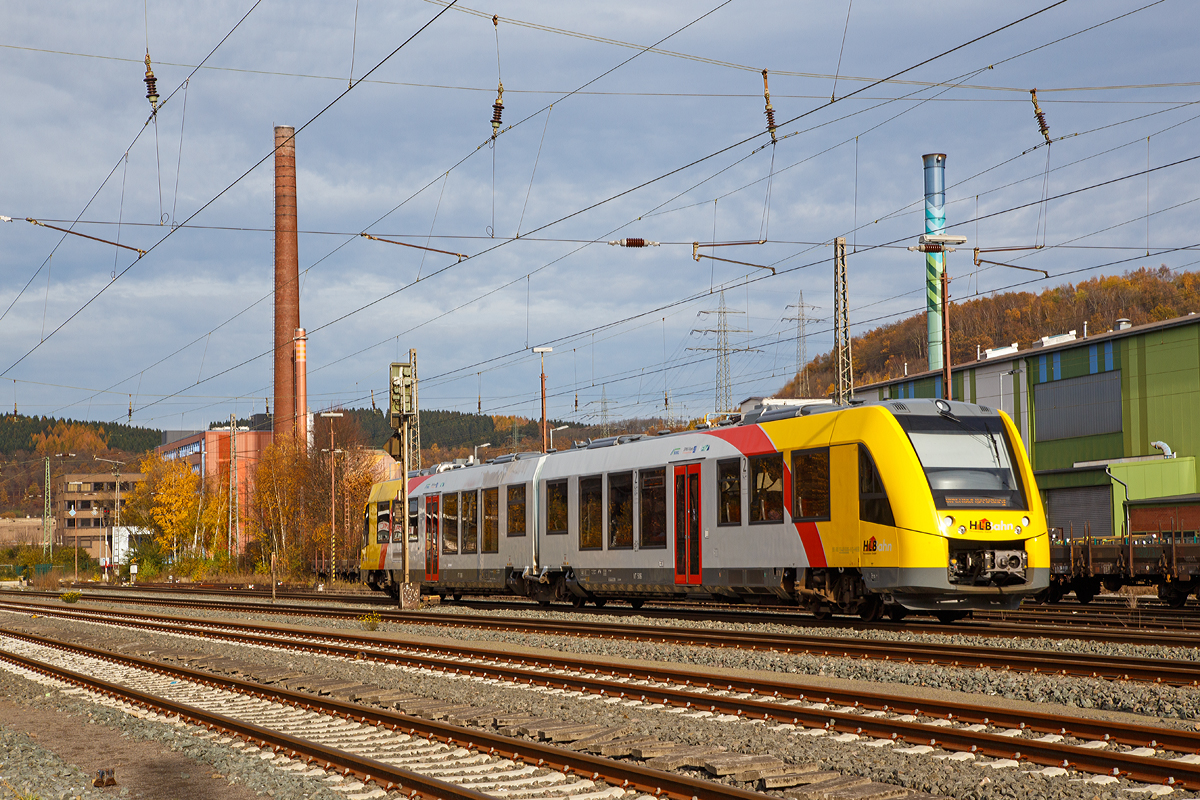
[409,398,1006,478]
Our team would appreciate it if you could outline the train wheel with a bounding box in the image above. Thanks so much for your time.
[811,606,833,621]
[886,606,908,622]
[858,596,883,622]
[1165,591,1188,609]
[935,611,968,623]
[571,595,586,609]
[453,593,463,602]
[1046,583,1064,604]
[538,599,551,607]
[1074,585,1095,604]
[629,599,645,610]
[593,598,608,608]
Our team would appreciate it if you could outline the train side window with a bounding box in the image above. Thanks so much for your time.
[792,448,831,521]
[639,467,667,548]
[859,444,895,526]
[482,487,499,552]
[376,502,391,544]
[462,490,479,553]
[507,484,527,537]
[749,454,784,523]
[579,475,603,550]
[408,497,419,541]
[442,492,459,553]
[717,458,742,526]
[608,472,633,549]
[546,479,568,535]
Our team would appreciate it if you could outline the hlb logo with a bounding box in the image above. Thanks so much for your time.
[969,518,1014,532]
[862,536,892,553]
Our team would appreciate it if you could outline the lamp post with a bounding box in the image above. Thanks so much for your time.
[94,456,125,582]
[549,425,568,451]
[533,347,552,452]
[66,480,83,582]
[50,452,74,565]
[319,412,343,582]
[908,234,967,400]
[473,442,491,464]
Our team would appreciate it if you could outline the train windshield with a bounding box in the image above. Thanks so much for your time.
[897,413,1027,510]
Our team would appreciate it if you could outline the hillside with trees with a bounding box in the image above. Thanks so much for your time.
[0,415,161,519]
[0,415,160,456]
[778,266,1200,398]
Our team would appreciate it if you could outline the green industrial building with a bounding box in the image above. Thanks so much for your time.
[860,313,1200,540]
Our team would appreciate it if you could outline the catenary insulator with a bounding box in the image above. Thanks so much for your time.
[608,238,659,248]
[1030,89,1050,145]
[491,82,504,138]
[144,53,159,111]
[762,69,777,144]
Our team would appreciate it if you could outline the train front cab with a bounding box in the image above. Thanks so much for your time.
[843,401,1050,615]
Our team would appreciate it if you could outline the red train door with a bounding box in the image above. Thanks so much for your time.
[425,495,440,581]
[673,463,702,585]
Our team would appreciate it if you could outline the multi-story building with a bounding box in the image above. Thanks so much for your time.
[157,426,273,555]
[0,517,41,547]
[859,312,1200,540]
[56,471,146,563]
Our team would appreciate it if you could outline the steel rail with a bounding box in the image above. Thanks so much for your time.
[0,639,493,800]
[6,602,1200,758]
[0,629,774,800]
[45,586,1200,640]
[5,593,1196,686]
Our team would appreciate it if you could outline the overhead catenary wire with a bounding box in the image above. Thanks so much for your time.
[1,0,458,380]
[119,137,1200,428]
[831,0,854,102]
[42,1,1185,424]
[0,0,266,334]
[169,78,190,228]
[10,40,1200,101]
[96,1,737,424]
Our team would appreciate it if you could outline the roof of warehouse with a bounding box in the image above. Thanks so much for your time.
[858,311,1200,391]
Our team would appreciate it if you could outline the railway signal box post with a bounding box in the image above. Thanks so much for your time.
[387,359,421,609]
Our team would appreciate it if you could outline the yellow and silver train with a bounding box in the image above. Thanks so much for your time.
[359,398,1049,620]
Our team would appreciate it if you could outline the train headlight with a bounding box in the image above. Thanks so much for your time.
[957,525,967,535]
[942,516,954,531]
[1021,516,1031,528]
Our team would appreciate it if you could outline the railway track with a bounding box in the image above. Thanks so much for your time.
[1,601,1198,792]
[0,631,772,800]
[4,592,1197,682]
[57,583,1200,637]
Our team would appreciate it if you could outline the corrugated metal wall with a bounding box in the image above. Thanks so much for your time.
[1034,371,1122,441]
[1047,485,1113,538]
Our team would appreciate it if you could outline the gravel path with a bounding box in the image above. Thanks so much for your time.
[3,599,1198,799]
[0,661,346,800]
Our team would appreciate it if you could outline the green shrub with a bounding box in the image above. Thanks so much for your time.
[60,590,82,604]
[359,611,381,632]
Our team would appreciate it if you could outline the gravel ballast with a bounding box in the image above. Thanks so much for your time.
[1,593,1197,799]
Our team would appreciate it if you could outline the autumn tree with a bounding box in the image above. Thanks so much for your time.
[31,421,108,456]
[125,452,201,561]
[247,438,307,572]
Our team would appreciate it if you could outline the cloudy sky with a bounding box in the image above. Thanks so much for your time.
[2,0,1197,432]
